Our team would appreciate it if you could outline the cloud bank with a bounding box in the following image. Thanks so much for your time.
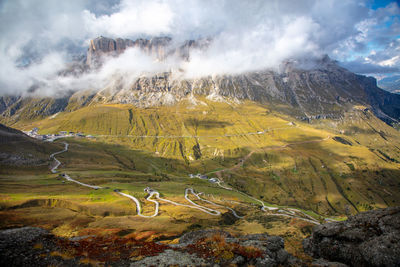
[0,0,399,96]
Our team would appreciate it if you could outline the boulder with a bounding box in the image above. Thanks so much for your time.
[303,207,400,266]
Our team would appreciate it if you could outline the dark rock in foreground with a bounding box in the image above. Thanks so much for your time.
[134,229,299,266]
[0,226,300,266]
[303,207,400,267]
[0,227,77,266]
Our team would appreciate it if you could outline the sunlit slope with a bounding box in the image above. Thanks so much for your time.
[20,98,303,157]
[13,98,400,215]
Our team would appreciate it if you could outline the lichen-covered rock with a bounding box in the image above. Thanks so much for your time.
[303,207,400,266]
[0,227,78,266]
[130,249,206,267]
[179,229,232,244]
[177,230,298,266]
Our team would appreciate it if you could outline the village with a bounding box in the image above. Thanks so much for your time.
[24,128,94,141]
[188,173,220,184]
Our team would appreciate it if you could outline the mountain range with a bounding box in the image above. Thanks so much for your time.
[378,75,400,94]
[1,36,400,127]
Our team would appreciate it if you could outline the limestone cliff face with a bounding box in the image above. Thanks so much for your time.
[92,56,400,122]
[86,36,209,67]
[86,36,173,67]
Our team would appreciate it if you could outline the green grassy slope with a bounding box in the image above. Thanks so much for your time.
[4,98,400,217]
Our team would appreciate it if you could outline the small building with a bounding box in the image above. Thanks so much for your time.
[189,174,195,178]
[199,175,208,180]
[144,187,155,194]
[209,178,219,183]
[59,131,67,135]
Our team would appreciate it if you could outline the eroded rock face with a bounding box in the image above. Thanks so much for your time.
[86,36,210,68]
[303,207,400,266]
[86,36,175,67]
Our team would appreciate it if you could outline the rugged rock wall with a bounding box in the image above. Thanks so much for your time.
[86,36,173,67]
[303,206,400,266]
[86,36,209,67]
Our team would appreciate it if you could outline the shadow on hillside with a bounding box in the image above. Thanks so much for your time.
[221,141,400,216]
[185,118,233,129]
[345,126,376,135]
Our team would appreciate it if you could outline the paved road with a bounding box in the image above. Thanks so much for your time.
[49,141,322,224]
[49,142,68,173]
[115,191,159,218]
[50,142,102,190]
[199,135,333,225]
[95,126,297,139]
[116,188,226,216]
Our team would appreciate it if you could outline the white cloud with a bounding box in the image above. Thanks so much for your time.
[0,0,399,95]
[83,1,174,38]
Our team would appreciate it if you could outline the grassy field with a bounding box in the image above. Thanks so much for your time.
[1,99,399,257]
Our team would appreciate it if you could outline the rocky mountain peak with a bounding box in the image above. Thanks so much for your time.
[86,36,210,68]
[86,36,173,67]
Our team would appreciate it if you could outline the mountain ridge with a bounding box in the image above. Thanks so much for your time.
[1,36,400,126]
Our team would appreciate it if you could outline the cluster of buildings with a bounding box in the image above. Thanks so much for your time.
[188,173,219,183]
[24,128,94,141]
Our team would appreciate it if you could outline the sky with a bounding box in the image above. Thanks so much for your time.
[0,0,399,95]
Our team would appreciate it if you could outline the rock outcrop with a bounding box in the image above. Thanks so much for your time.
[0,227,77,266]
[0,227,300,266]
[171,229,299,266]
[303,207,400,266]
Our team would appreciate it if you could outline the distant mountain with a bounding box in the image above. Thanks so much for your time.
[1,36,400,126]
[86,36,209,67]
[378,75,400,94]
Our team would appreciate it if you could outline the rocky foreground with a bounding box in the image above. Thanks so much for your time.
[0,207,399,266]
[304,206,400,266]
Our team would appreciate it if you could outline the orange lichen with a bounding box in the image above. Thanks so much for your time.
[185,234,264,263]
[57,235,169,262]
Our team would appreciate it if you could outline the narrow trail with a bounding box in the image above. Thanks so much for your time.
[205,136,332,225]
[95,126,297,139]
[213,135,331,177]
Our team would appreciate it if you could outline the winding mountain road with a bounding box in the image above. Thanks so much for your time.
[49,141,321,224]
[50,142,68,173]
[50,142,102,189]
[204,136,332,224]
[116,188,225,216]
